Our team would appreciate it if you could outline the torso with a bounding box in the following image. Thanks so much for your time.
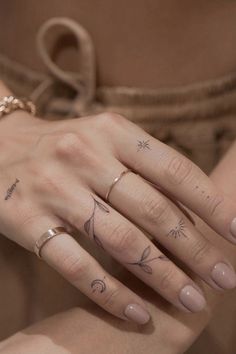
[1,0,236,88]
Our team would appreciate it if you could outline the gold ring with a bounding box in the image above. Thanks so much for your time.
[105,168,133,203]
[34,226,67,259]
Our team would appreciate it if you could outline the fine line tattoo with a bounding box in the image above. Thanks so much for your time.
[126,245,169,274]
[167,218,188,238]
[4,178,20,200]
[137,139,151,152]
[91,276,106,293]
[84,196,110,249]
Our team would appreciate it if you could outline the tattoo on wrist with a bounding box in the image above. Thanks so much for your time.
[126,245,169,274]
[91,276,106,293]
[84,196,109,249]
[167,218,188,238]
[137,139,151,152]
[4,178,20,200]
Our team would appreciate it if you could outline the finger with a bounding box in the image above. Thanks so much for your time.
[93,165,236,291]
[57,188,207,313]
[24,217,151,325]
[147,181,196,225]
[109,119,236,244]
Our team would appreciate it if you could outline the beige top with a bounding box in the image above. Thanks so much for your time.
[1,0,236,88]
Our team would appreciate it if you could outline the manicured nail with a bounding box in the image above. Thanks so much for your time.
[124,303,150,324]
[179,285,206,312]
[230,217,236,238]
[211,262,236,289]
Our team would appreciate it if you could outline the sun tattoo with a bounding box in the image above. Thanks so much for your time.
[84,196,110,249]
[126,245,169,274]
[167,218,188,238]
[137,139,151,152]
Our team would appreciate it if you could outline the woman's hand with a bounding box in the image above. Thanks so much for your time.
[1,89,236,325]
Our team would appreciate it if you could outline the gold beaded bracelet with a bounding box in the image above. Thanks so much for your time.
[0,95,36,118]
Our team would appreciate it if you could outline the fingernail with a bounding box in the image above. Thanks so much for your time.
[124,303,150,324]
[230,217,236,238]
[211,262,236,289]
[179,285,206,312]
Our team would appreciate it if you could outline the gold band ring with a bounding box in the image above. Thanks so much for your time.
[105,168,133,203]
[34,226,67,259]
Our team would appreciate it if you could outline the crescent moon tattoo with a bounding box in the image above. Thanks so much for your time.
[91,277,106,293]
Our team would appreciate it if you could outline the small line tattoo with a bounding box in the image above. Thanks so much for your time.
[195,186,213,202]
[84,196,109,249]
[167,218,188,238]
[126,245,168,274]
[137,139,151,152]
[194,186,223,216]
[4,178,20,200]
[91,276,106,293]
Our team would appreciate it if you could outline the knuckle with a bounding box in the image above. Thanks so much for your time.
[18,211,39,230]
[54,132,100,168]
[158,266,175,291]
[190,238,212,264]
[35,166,60,194]
[165,154,194,185]
[62,254,87,283]
[102,287,121,307]
[107,224,136,253]
[139,193,171,225]
[207,193,224,216]
[55,132,87,159]
[96,112,127,130]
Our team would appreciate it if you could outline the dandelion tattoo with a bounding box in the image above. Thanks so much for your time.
[167,218,188,238]
[137,139,151,152]
[126,245,169,274]
[84,196,110,249]
[4,178,20,200]
[91,276,106,293]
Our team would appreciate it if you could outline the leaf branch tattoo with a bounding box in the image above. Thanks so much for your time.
[84,196,109,249]
[167,218,188,238]
[137,139,151,152]
[126,245,169,274]
[4,178,20,200]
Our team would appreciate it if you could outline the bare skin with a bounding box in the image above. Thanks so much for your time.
[2,78,236,352]
[2,77,236,328]
[0,2,236,351]
[1,140,236,354]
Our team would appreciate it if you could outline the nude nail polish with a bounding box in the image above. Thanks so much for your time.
[211,262,236,289]
[124,303,150,324]
[230,217,236,238]
[179,285,206,312]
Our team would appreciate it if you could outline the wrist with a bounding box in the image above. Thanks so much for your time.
[0,110,43,139]
[0,80,42,133]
